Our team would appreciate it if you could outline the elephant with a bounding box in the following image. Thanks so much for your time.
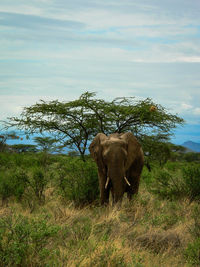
[89,132,144,205]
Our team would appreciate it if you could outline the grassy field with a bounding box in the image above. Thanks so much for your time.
[0,152,199,266]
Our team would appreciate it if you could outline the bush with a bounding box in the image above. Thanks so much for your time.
[58,157,99,206]
[0,169,28,203]
[0,213,60,266]
[0,165,48,206]
[29,167,48,203]
[0,153,16,169]
[149,169,182,200]
[182,164,200,201]
[149,163,200,201]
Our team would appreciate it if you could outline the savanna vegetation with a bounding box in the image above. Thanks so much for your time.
[0,92,199,266]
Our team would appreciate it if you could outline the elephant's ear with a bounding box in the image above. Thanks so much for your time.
[122,132,142,168]
[89,133,107,173]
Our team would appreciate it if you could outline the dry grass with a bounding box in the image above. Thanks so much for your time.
[0,184,198,267]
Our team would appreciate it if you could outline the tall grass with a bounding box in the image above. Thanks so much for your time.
[0,152,199,266]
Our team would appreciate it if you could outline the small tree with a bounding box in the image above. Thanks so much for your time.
[34,136,60,153]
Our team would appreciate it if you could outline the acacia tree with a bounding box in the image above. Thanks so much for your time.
[33,136,61,153]
[4,92,184,160]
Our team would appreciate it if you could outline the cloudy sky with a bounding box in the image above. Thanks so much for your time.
[0,0,200,144]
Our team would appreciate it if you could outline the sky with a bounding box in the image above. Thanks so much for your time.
[0,0,200,144]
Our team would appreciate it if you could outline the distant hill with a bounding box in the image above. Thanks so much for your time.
[182,141,200,152]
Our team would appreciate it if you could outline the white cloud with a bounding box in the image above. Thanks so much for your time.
[194,108,200,115]
[181,103,193,110]
[0,94,72,121]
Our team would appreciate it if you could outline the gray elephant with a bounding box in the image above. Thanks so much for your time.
[89,132,144,205]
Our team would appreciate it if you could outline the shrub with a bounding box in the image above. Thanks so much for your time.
[0,152,18,170]
[22,166,49,211]
[149,169,182,200]
[58,158,99,206]
[149,163,200,201]
[29,167,48,203]
[0,169,28,203]
[0,213,60,266]
[182,164,200,201]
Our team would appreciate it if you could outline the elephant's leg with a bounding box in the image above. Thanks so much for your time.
[127,161,143,200]
[127,191,132,201]
[98,172,109,205]
[100,187,109,205]
[130,172,141,195]
[126,178,140,201]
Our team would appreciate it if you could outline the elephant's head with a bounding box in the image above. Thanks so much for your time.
[89,132,143,203]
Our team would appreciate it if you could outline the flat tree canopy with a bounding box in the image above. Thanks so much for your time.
[4,92,184,160]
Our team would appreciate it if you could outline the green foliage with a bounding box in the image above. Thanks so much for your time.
[34,136,61,153]
[0,169,28,202]
[182,164,200,201]
[183,152,200,162]
[0,153,50,207]
[0,152,38,169]
[149,169,182,200]
[148,163,200,202]
[0,213,60,267]
[5,91,184,159]
[0,152,13,168]
[142,135,172,171]
[27,167,48,204]
[58,157,99,206]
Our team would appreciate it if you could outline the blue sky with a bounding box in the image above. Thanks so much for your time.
[0,0,200,144]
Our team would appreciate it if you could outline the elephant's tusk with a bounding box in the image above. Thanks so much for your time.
[105,177,110,189]
[124,176,131,186]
